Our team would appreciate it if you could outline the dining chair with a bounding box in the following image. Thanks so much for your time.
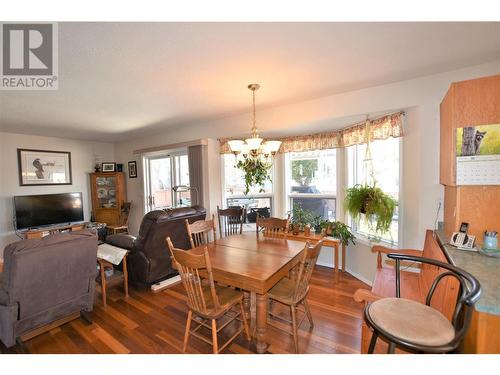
[364,253,481,354]
[217,205,245,237]
[185,214,217,249]
[166,237,251,354]
[267,239,324,353]
[256,215,290,238]
[107,201,132,234]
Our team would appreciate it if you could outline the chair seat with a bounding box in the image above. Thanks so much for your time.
[191,284,243,318]
[268,277,305,305]
[367,298,455,347]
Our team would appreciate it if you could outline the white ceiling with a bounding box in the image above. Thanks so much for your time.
[1,22,499,142]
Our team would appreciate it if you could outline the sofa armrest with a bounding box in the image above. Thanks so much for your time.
[0,273,8,305]
[105,234,136,251]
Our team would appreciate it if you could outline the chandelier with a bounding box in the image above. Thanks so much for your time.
[228,84,282,160]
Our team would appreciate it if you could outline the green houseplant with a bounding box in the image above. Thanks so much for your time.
[290,204,315,234]
[236,158,272,195]
[344,184,397,234]
[320,221,356,246]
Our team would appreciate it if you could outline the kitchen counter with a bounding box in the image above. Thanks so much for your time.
[435,230,500,316]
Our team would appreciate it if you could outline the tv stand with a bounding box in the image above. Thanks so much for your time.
[23,223,86,239]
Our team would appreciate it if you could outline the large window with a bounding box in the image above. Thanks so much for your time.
[347,137,400,244]
[285,149,337,220]
[144,152,190,211]
[222,154,273,221]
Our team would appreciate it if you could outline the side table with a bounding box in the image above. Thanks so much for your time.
[96,254,128,308]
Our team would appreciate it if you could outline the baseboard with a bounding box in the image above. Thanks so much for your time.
[345,268,373,287]
[151,275,181,292]
[316,260,373,287]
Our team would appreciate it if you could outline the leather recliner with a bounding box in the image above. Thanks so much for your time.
[106,206,206,287]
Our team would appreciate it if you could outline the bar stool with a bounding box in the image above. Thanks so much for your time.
[364,253,481,354]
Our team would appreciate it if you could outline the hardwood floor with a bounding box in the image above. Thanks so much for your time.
[1,266,369,354]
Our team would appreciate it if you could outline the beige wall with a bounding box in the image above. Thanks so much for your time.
[113,61,499,284]
[0,132,115,256]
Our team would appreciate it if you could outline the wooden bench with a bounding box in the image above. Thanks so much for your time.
[353,230,459,353]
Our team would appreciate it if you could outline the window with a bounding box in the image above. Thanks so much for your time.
[347,137,400,244]
[144,151,190,211]
[222,154,273,220]
[285,149,337,220]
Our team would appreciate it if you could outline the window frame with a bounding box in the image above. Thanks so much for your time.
[284,149,337,221]
[142,149,190,212]
[220,154,275,216]
[346,137,403,246]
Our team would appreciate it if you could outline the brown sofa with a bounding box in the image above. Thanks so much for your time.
[0,230,97,348]
[106,206,206,287]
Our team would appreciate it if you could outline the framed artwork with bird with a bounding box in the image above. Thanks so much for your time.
[17,149,72,186]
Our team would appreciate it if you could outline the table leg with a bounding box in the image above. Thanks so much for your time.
[341,244,346,272]
[255,293,268,354]
[122,255,129,298]
[99,260,107,308]
[334,245,339,273]
[243,292,251,327]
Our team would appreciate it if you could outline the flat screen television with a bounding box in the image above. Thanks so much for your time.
[14,192,84,230]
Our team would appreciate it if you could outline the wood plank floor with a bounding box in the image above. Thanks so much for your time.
[1,266,369,354]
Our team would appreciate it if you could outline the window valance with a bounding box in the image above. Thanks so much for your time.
[219,111,404,154]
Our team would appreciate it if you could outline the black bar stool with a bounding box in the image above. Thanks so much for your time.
[364,254,481,354]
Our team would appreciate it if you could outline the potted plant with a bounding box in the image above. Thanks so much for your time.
[321,221,356,246]
[312,215,323,234]
[236,158,272,195]
[344,184,397,234]
[290,204,314,235]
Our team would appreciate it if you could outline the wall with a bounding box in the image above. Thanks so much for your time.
[114,60,500,284]
[0,132,115,256]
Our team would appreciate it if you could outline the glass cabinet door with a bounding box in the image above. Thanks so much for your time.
[95,176,117,208]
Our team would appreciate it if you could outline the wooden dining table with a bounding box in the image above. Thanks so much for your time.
[186,232,306,353]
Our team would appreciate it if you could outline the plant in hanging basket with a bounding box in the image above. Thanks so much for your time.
[344,184,397,234]
[236,158,272,195]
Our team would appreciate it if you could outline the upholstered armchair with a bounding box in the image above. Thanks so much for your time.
[0,231,97,349]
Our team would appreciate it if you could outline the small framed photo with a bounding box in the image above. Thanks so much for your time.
[101,162,116,172]
[17,148,72,186]
[128,161,137,178]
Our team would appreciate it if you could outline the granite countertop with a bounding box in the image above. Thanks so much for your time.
[435,230,500,316]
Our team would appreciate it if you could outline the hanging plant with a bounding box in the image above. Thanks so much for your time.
[344,184,397,234]
[236,158,272,195]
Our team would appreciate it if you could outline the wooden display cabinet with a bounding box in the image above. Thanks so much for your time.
[89,172,126,226]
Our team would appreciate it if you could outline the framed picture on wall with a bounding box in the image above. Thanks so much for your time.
[128,161,137,178]
[101,162,116,172]
[17,149,72,186]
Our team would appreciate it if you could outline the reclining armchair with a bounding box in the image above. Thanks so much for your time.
[106,206,206,287]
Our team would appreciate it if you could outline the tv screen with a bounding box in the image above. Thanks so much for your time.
[14,192,84,230]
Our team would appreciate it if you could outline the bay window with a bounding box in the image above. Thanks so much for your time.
[222,154,274,220]
[346,137,400,244]
[285,149,337,220]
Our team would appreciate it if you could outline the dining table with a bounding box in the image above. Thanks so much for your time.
[186,232,306,353]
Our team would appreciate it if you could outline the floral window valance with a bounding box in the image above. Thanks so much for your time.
[219,111,404,154]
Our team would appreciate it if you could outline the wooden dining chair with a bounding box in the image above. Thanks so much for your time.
[107,201,132,234]
[217,205,245,237]
[166,237,250,354]
[256,215,290,238]
[267,239,324,353]
[185,214,217,249]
